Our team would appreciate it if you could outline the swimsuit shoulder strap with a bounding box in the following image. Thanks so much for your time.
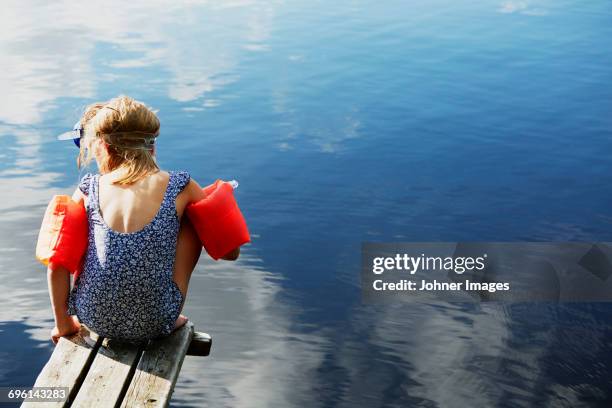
[165,170,191,202]
[89,173,101,213]
[78,173,94,196]
[78,172,98,213]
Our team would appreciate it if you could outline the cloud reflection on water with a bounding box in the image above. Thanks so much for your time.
[0,0,276,125]
[175,257,328,407]
[0,125,63,219]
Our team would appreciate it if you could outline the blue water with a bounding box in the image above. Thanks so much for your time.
[1,1,612,407]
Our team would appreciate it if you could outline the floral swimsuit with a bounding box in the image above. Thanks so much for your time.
[67,170,190,342]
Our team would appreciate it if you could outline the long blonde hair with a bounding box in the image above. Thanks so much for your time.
[77,95,160,185]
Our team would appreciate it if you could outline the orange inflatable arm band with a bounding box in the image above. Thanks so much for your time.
[35,195,88,275]
[186,180,250,260]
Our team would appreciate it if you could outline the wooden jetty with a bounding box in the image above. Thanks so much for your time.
[21,322,211,407]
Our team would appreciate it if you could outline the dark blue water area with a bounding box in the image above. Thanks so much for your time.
[1,0,612,406]
[0,321,53,407]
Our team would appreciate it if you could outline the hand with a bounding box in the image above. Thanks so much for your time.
[221,247,240,261]
[50,315,81,345]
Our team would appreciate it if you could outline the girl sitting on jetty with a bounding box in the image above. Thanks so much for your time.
[44,95,247,344]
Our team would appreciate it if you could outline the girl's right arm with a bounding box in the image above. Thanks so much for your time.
[185,178,207,202]
[46,187,85,343]
[71,187,86,206]
[47,263,80,344]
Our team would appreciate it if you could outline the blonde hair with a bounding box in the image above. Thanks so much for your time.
[77,95,160,185]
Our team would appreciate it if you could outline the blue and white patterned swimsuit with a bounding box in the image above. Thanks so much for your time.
[67,170,190,342]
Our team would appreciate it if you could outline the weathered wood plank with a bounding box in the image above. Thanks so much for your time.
[70,337,146,407]
[186,331,212,356]
[21,324,102,408]
[120,322,194,408]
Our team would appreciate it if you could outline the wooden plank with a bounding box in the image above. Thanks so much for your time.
[70,337,146,407]
[186,331,212,356]
[21,324,102,408]
[120,322,194,408]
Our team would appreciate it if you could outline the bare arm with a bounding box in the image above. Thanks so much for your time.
[173,216,203,307]
[186,178,207,202]
[49,186,83,319]
[47,263,80,344]
[221,247,240,261]
[47,263,71,323]
[46,187,83,344]
[71,187,85,205]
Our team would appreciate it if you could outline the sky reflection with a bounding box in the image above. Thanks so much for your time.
[0,0,278,126]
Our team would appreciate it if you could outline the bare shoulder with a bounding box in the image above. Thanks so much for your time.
[151,170,171,185]
[159,170,171,180]
[176,177,204,211]
[71,187,86,205]
[175,178,205,218]
[183,178,206,202]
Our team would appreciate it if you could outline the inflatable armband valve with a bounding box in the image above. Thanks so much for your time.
[36,195,88,277]
[186,180,250,260]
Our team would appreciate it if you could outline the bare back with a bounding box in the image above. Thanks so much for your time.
[73,170,205,235]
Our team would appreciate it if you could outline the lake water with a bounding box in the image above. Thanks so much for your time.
[1,1,612,407]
